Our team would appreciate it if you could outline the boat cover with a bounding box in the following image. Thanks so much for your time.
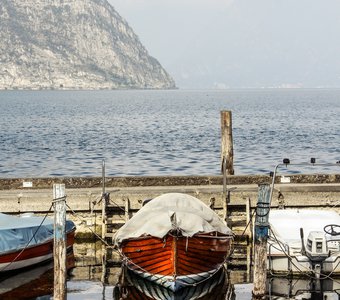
[114,193,233,245]
[0,213,75,254]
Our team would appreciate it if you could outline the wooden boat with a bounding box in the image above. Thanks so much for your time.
[0,212,76,272]
[114,266,234,300]
[114,193,234,291]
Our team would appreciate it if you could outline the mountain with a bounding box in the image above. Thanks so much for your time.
[0,0,175,90]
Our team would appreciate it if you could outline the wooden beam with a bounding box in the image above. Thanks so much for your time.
[253,184,271,298]
[220,110,234,175]
[53,184,67,300]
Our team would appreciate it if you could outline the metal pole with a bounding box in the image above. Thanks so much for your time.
[53,184,67,300]
[102,159,105,195]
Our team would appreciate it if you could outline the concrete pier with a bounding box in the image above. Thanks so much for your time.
[0,174,339,240]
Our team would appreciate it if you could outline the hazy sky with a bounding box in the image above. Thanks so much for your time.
[108,0,340,89]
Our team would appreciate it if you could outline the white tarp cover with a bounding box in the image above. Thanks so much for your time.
[114,193,233,246]
[0,213,75,254]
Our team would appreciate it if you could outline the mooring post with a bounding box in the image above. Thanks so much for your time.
[221,110,234,224]
[101,244,107,284]
[102,159,106,240]
[220,110,234,175]
[53,184,67,300]
[222,156,228,223]
[253,183,271,298]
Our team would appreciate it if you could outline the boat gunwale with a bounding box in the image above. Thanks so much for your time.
[0,228,76,261]
[120,231,234,244]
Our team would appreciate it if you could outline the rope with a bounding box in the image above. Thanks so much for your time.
[121,249,228,287]
[269,227,318,277]
[120,253,169,283]
[107,199,127,214]
[228,208,256,258]
[0,204,53,272]
[65,203,111,247]
[52,195,67,203]
[255,201,270,218]
[268,227,340,282]
[177,263,226,287]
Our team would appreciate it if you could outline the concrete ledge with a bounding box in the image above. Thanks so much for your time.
[0,174,339,190]
[1,182,339,213]
[1,175,339,240]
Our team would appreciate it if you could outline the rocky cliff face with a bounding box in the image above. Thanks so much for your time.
[0,0,175,90]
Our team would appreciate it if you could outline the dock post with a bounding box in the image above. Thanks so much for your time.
[53,184,67,300]
[246,197,253,241]
[101,159,107,240]
[221,111,234,224]
[222,156,228,224]
[101,244,108,284]
[124,196,130,221]
[220,110,234,175]
[253,183,271,298]
[101,193,109,239]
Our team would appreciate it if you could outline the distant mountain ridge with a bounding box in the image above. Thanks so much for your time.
[0,0,175,90]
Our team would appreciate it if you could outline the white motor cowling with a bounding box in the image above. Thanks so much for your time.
[305,231,329,262]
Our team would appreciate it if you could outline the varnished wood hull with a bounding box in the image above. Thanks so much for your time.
[120,232,233,290]
[119,266,234,300]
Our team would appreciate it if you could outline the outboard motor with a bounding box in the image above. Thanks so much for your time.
[305,231,329,262]
[304,231,329,279]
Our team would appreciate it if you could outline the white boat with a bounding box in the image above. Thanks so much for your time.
[267,159,340,277]
[267,209,340,276]
[268,277,340,299]
[0,213,76,272]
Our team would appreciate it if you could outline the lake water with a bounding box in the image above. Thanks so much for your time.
[0,89,339,178]
[0,241,254,299]
[1,242,338,299]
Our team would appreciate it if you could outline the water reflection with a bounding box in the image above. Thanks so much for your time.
[113,267,235,300]
[0,263,54,299]
[2,243,340,299]
[0,251,75,299]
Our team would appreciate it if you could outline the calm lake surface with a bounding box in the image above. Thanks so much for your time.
[1,242,337,299]
[0,241,254,299]
[0,89,339,178]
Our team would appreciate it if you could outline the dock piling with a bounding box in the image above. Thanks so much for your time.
[222,156,228,223]
[53,184,67,300]
[221,110,234,224]
[253,183,271,298]
[220,110,234,175]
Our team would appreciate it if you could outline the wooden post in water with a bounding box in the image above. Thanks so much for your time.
[253,183,271,298]
[222,156,228,223]
[53,184,67,300]
[221,110,234,223]
[101,159,106,240]
[220,110,234,175]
